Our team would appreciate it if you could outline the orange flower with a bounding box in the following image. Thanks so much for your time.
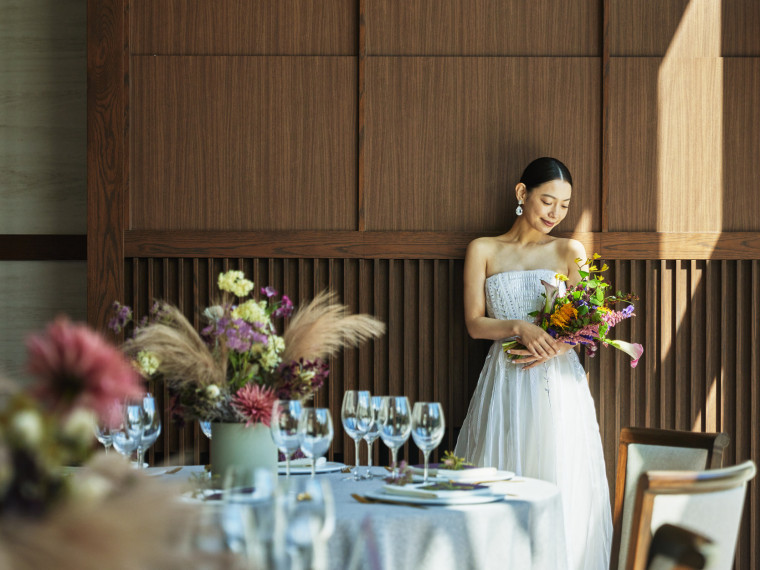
[550,303,577,329]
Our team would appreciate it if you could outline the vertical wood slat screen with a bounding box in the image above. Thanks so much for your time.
[126,256,758,555]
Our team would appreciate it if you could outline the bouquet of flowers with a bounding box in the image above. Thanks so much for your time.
[111,270,385,427]
[502,255,644,367]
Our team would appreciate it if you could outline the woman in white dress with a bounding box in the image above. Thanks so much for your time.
[454,157,612,570]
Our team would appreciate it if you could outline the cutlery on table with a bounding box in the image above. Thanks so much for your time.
[351,493,427,509]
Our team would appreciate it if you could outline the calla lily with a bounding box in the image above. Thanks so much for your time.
[605,339,644,368]
[540,280,559,315]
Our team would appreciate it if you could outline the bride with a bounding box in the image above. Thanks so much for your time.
[454,157,612,569]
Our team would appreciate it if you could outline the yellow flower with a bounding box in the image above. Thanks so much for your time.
[549,303,577,329]
[218,270,254,297]
[136,350,160,376]
[592,253,601,260]
[232,299,269,324]
[259,348,281,371]
[555,273,569,282]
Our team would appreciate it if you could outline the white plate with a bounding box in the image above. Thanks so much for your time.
[365,488,504,506]
[278,461,345,475]
[409,468,515,483]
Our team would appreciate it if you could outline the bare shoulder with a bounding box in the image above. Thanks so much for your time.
[466,236,499,258]
[553,238,587,271]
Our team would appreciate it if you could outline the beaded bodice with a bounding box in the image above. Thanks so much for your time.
[484,269,562,322]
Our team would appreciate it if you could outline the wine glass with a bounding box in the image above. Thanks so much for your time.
[199,420,212,439]
[411,402,446,482]
[271,399,303,477]
[377,396,412,476]
[136,393,162,468]
[282,476,335,570]
[298,408,334,478]
[111,403,144,461]
[362,396,384,478]
[93,422,113,454]
[340,390,373,480]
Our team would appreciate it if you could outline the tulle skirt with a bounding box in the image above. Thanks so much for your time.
[455,343,612,570]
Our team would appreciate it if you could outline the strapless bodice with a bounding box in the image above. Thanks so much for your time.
[485,269,562,321]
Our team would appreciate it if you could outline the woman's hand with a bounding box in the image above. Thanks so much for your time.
[508,340,573,370]
[512,322,560,359]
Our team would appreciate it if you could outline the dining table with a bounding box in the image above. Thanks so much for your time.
[155,464,568,570]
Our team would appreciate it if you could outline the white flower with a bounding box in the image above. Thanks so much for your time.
[203,305,225,322]
[62,408,97,446]
[10,410,44,448]
[69,472,114,505]
[205,384,221,399]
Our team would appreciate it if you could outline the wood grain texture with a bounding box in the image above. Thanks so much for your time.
[364,57,601,232]
[130,0,357,55]
[130,56,357,231]
[87,0,126,330]
[0,0,86,234]
[366,0,600,56]
[609,0,760,57]
[606,57,758,232]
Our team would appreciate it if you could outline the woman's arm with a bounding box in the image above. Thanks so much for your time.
[463,239,559,358]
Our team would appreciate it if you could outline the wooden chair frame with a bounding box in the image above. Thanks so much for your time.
[611,427,730,569]
[626,460,756,570]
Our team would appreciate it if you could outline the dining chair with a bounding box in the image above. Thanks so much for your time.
[625,460,756,570]
[611,427,730,570]
[646,523,716,570]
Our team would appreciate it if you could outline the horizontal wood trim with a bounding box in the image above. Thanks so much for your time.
[124,230,760,260]
[0,235,87,260]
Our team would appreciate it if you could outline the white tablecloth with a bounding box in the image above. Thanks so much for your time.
[158,466,567,570]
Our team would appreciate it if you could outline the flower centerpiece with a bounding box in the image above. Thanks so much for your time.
[0,319,196,569]
[112,270,385,474]
[502,255,644,367]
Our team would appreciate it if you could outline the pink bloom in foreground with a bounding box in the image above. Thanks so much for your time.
[604,339,644,368]
[25,317,144,426]
[232,384,277,427]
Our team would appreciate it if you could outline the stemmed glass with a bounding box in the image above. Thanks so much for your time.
[340,390,373,480]
[93,422,113,454]
[411,402,446,482]
[282,476,335,570]
[362,396,384,478]
[111,402,144,462]
[199,420,212,439]
[271,399,303,477]
[377,396,412,476]
[298,408,334,478]
[136,393,162,468]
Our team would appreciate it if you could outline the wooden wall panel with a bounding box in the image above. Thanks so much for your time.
[364,57,601,232]
[366,0,600,56]
[608,57,760,232]
[610,0,760,57]
[130,56,357,231]
[130,0,357,55]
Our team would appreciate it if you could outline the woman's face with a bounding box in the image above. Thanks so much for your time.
[519,179,572,233]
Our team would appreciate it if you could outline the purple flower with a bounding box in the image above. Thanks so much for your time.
[261,286,278,298]
[108,302,132,333]
[274,295,294,319]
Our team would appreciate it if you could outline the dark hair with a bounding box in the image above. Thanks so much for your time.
[519,157,573,191]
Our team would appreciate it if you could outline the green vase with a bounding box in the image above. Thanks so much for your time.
[210,422,278,478]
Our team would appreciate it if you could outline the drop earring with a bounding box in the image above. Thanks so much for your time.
[515,200,523,216]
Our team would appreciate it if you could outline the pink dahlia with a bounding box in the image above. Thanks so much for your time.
[232,384,276,427]
[25,317,144,426]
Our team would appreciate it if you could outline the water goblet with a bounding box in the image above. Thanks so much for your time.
[298,408,334,478]
[271,399,303,477]
[282,476,335,570]
[136,393,162,468]
[377,396,412,476]
[362,396,384,478]
[411,402,446,482]
[340,390,373,480]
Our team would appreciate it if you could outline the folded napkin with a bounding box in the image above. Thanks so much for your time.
[280,457,326,468]
[382,482,492,500]
[409,465,497,481]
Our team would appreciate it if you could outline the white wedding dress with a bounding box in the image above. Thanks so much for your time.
[454,269,612,570]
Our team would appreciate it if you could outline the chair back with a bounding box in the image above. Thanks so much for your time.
[612,427,729,570]
[646,523,716,570]
[627,460,756,570]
